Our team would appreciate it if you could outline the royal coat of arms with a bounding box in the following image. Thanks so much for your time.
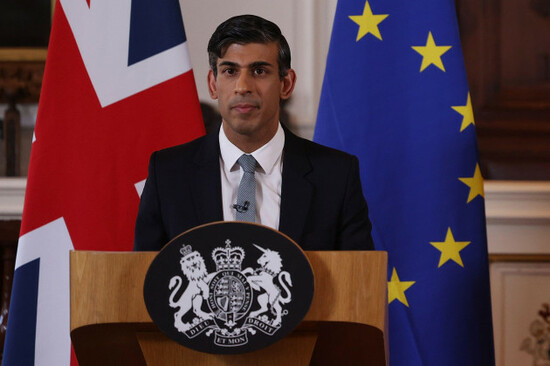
[168,240,293,347]
[143,222,314,354]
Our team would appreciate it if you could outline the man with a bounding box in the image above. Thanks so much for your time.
[134,15,373,251]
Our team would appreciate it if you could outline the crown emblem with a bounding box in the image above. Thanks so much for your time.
[212,240,245,271]
[180,244,193,257]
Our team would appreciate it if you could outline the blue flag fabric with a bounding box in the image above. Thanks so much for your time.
[314,1,495,364]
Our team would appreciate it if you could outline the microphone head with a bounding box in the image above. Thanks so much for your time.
[232,202,249,213]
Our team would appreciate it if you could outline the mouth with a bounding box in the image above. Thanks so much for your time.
[231,102,259,114]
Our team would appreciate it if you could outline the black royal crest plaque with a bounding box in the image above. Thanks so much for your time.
[143,222,315,354]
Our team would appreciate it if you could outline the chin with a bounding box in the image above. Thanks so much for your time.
[234,126,260,137]
[227,119,260,135]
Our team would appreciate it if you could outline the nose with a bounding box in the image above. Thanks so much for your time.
[234,72,252,95]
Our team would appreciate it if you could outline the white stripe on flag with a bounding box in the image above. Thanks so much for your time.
[15,218,74,366]
[59,0,193,107]
[134,179,146,198]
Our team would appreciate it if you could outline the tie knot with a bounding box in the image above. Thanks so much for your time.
[237,154,257,173]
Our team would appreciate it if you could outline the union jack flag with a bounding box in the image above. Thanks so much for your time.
[2,0,204,365]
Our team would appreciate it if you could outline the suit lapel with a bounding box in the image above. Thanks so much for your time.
[279,129,313,244]
[192,133,224,224]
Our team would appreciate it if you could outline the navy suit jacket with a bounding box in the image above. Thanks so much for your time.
[134,129,374,251]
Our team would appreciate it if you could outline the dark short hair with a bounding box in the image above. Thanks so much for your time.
[207,15,291,79]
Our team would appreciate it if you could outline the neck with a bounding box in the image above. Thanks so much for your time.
[223,122,278,153]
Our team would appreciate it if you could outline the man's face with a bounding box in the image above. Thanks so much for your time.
[207,42,296,152]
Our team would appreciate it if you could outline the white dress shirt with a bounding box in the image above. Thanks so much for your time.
[219,123,285,230]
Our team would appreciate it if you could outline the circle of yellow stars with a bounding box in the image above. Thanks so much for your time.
[346,1,485,308]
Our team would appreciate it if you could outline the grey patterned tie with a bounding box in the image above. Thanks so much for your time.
[235,154,257,222]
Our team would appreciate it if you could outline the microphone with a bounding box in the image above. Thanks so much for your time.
[232,201,250,213]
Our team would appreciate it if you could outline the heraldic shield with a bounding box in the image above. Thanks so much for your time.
[143,222,315,354]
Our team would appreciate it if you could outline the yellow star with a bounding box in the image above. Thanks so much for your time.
[459,163,484,203]
[388,267,415,307]
[452,93,475,132]
[349,1,389,41]
[411,31,452,72]
[430,228,471,268]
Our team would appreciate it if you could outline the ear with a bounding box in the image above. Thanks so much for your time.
[280,69,296,100]
[207,69,218,100]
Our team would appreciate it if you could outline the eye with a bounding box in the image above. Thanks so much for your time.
[221,67,236,76]
[254,68,266,76]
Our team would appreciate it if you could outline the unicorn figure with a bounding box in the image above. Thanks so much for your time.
[242,244,293,326]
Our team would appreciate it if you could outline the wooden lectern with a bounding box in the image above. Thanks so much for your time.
[70,251,388,365]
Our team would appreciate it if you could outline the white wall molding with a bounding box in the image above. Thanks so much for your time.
[485,181,550,255]
[0,178,26,220]
[485,181,550,221]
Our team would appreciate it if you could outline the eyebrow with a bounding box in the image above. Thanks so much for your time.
[218,61,274,69]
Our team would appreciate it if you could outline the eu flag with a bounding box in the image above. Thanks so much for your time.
[314,1,495,364]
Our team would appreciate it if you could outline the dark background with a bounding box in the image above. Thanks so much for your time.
[0,0,51,48]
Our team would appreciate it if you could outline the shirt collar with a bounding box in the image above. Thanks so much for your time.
[219,123,285,174]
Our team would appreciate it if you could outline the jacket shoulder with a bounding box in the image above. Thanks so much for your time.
[155,134,207,157]
[288,132,357,164]
[152,133,217,166]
